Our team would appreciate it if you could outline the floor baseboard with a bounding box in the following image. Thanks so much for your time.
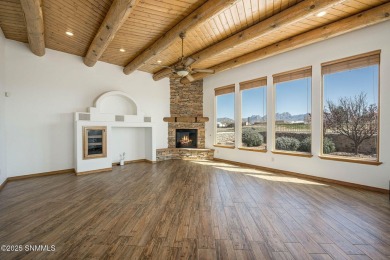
[111,159,155,166]
[1,169,75,191]
[76,168,112,176]
[7,168,75,182]
[213,158,389,194]
[144,159,157,164]
[0,178,7,191]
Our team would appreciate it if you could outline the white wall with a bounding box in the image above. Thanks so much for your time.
[100,95,137,115]
[0,28,7,184]
[204,21,390,190]
[111,127,146,163]
[4,39,169,177]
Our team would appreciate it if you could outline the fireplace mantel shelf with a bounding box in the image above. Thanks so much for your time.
[163,117,209,123]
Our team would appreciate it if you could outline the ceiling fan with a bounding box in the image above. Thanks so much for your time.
[152,32,215,82]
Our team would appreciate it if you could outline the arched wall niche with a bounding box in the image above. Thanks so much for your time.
[94,91,139,115]
[74,90,156,174]
[78,90,146,123]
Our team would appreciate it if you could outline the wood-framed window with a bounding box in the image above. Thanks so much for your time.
[83,126,107,159]
[272,66,312,157]
[215,84,235,148]
[239,77,267,152]
[320,50,381,165]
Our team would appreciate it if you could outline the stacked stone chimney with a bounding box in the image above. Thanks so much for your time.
[167,77,206,149]
[156,77,214,161]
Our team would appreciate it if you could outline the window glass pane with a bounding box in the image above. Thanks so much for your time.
[241,87,267,150]
[275,77,312,153]
[323,65,378,160]
[216,93,235,146]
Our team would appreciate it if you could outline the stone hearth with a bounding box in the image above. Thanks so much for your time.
[156,148,214,161]
[157,77,214,161]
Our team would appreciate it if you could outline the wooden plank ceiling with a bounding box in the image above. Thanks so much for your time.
[0,0,389,80]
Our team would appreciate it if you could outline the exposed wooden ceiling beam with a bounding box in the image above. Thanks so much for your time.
[181,2,390,84]
[20,0,45,56]
[84,0,140,67]
[153,0,347,81]
[123,0,239,75]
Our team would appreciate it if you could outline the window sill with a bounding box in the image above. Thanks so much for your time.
[238,147,267,153]
[319,155,382,166]
[214,145,235,149]
[272,150,313,158]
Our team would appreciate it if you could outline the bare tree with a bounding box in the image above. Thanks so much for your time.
[324,92,378,155]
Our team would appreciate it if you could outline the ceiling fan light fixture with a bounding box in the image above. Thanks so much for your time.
[160,33,210,79]
[176,70,189,77]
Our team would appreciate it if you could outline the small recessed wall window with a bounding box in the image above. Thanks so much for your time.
[321,51,380,163]
[239,77,267,151]
[215,84,235,147]
[273,67,312,155]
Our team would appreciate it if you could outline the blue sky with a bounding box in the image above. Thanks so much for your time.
[216,94,235,118]
[276,77,311,115]
[242,87,266,118]
[217,65,378,119]
[323,65,378,106]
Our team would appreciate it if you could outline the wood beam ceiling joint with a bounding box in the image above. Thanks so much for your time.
[83,0,140,67]
[153,0,348,81]
[20,0,45,56]
[180,2,390,84]
[123,0,239,75]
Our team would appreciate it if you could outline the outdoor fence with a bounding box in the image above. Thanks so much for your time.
[217,123,310,133]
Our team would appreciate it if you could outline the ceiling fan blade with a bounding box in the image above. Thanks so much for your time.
[192,68,215,74]
[184,57,196,66]
[186,74,195,82]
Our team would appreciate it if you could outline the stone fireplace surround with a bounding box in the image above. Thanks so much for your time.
[156,77,214,161]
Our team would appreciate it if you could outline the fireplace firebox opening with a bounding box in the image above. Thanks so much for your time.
[176,129,198,148]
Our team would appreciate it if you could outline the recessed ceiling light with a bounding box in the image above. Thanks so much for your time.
[119,48,125,52]
[66,31,74,36]
[157,60,162,63]
[316,11,327,17]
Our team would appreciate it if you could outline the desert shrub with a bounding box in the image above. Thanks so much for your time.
[242,128,263,147]
[298,137,311,152]
[275,136,300,151]
[323,137,336,154]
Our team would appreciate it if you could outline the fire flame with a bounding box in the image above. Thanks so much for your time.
[180,136,192,145]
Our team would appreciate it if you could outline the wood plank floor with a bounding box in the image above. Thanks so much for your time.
[0,160,389,259]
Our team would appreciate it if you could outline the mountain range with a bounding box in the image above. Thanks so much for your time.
[218,112,309,124]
